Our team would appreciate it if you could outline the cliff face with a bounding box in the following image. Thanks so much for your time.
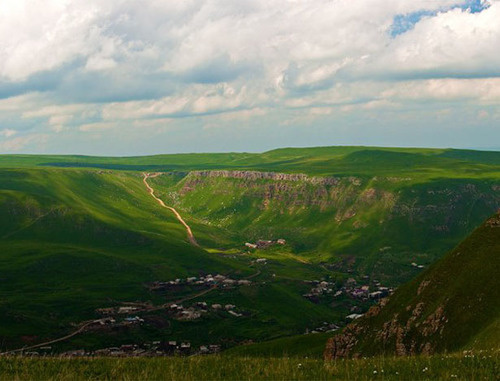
[324,213,500,359]
[180,170,369,212]
[186,170,347,186]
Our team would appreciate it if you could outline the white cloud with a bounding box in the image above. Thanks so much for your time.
[0,0,500,153]
[0,134,47,151]
[0,128,17,137]
[79,121,115,132]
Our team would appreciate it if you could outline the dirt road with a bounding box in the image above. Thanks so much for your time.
[142,173,199,247]
[0,319,103,355]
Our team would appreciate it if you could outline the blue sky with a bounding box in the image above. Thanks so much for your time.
[0,0,499,155]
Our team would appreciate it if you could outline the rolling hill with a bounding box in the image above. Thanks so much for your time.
[0,146,499,353]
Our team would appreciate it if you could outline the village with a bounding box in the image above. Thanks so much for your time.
[18,236,401,358]
[148,273,252,292]
[24,340,222,358]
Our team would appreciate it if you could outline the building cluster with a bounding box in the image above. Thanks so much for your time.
[244,239,286,249]
[411,262,425,269]
[32,340,222,357]
[148,274,252,292]
[333,278,393,302]
[168,302,244,321]
[302,277,393,307]
[95,301,244,324]
[305,322,340,334]
[302,280,336,302]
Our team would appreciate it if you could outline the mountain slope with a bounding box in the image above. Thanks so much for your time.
[0,167,343,351]
[325,212,500,358]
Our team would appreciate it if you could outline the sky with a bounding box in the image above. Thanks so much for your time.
[0,0,499,155]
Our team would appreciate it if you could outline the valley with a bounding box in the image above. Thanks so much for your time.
[0,146,499,357]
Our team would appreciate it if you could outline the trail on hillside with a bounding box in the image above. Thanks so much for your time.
[0,319,102,355]
[142,173,199,247]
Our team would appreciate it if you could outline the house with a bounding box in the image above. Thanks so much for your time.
[256,258,267,264]
[346,313,363,320]
[346,278,357,286]
[179,342,191,354]
[196,302,208,309]
[199,345,210,354]
[118,306,139,314]
[224,304,236,310]
[277,239,286,245]
[209,345,221,353]
[96,307,116,315]
[256,240,273,249]
[245,242,257,249]
[212,304,222,310]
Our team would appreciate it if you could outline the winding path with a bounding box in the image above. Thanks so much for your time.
[142,173,199,247]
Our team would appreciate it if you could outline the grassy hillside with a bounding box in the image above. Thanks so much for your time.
[1,146,499,353]
[0,352,498,380]
[325,212,500,358]
[0,167,342,352]
[2,146,500,178]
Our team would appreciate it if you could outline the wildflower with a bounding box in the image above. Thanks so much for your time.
[422,367,428,372]
[297,363,302,368]
[396,372,399,375]
[373,370,377,374]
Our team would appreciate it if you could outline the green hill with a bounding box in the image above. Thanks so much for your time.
[0,167,340,352]
[1,146,499,353]
[325,212,500,358]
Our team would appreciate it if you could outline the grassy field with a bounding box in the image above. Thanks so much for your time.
[2,146,500,178]
[0,352,498,380]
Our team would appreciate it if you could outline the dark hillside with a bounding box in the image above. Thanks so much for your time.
[325,212,500,358]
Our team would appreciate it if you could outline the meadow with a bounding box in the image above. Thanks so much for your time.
[0,351,498,380]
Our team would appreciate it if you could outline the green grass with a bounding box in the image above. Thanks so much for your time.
[224,332,331,358]
[2,146,500,178]
[0,351,498,380]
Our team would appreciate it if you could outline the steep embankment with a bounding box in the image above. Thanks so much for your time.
[324,212,500,358]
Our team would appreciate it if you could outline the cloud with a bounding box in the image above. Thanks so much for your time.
[0,0,499,154]
[0,134,47,152]
[0,128,17,137]
[78,121,115,132]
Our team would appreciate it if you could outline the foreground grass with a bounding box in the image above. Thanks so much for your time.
[0,352,498,380]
